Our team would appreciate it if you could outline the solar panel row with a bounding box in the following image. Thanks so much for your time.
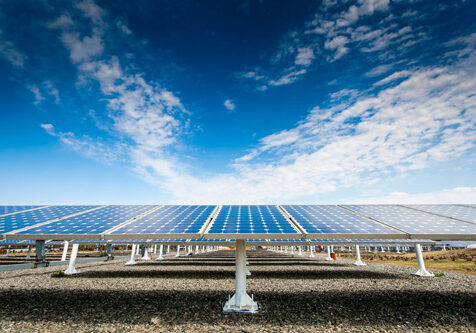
[1,204,475,241]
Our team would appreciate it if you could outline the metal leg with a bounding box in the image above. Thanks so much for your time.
[412,244,434,277]
[176,245,181,257]
[298,246,303,256]
[223,240,258,313]
[156,244,164,261]
[106,243,114,260]
[325,245,333,261]
[64,243,79,275]
[309,245,314,258]
[126,244,137,265]
[353,245,366,266]
[26,245,31,259]
[35,240,47,266]
[141,245,151,260]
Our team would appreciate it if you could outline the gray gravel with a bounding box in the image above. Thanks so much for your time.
[0,249,475,332]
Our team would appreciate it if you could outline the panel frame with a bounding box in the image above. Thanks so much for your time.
[281,205,408,240]
[203,205,302,240]
[342,204,476,241]
[4,206,107,240]
[103,205,218,240]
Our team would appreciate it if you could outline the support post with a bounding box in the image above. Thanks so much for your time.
[309,245,314,258]
[26,245,31,259]
[106,243,114,260]
[141,245,151,260]
[325,245,333,261]
[223,240,258,313]
[156,244,164,261]
[64,243,79,275]
[290,246,294,255]
[5,245,11,257]
[61,241,69,261]
[126,244,137,265]
[353,245,366,266]
[412,244,434,277]
[176,245,181,257]
[35,240,47,266]
[298,246,303,256]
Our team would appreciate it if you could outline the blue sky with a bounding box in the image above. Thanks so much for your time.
[0,0,475,204]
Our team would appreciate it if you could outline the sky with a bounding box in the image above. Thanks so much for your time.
[0,0,475,204]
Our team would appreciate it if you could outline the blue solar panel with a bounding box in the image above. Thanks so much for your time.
[1,206,99,234]
[344,205,476,236]
[404,205,476,224]
[17,205,156,236]
[0,206,44,216]
[206,205,298,235]
[111,205,215,236]
[283,205,402,236]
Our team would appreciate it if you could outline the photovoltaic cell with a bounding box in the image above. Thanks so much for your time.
[0,206,43,216]
[404,205,476,224]
[111,205,215,236]
[17,205,156,236]
[1,206,99,234]
[283,205,401,237]
[206,205,298,236]
[344,205,476,236]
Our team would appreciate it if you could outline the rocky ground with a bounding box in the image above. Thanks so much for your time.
[0,249,475,332]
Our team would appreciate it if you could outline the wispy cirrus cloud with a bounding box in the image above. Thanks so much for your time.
[238,0,451,90]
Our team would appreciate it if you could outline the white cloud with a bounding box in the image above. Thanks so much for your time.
[29,81,60,105]
[269,69,307,86]
[76,0,104,25]
[160,53,476,203]
[0,31,26,67]
[224,99,235,111]
[294,47,314,66]
[116,20,132,35]
[46,14,74,29]
[40,123,124,163]
[61,31,104,63]
[351,187,476,204]
[29,85,44,106]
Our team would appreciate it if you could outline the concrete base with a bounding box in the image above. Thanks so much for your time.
[223,293,258,314]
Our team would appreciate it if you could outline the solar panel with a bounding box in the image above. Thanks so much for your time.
[343,205,476,240]
[282,205,403,239]
[13,205,157,240]
[106,205,215,239]
[1,206,99,235]
[0,206,44,216]
[403,205,476,224]
[204,205,300,239]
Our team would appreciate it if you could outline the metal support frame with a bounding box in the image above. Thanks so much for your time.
[325,245,333,261]
[61,241,69,261]
[141,245,151,260]
[106,243,114,260]
[126,244,137,265]
[298,246,303,256]
[64,243,79,275]
[309,245,314,258]
[176,245,181,257]
[223,240,258,314]
[26,245,31,259]
[353,245,366,266]
[412,243,434,277]
[156,244,164,260]
[35,240,47,267]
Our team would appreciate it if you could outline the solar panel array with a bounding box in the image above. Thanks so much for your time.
[1,204,475,241]
[283,205,402,238]
[205,205,298,238]
[16,205,156,239]
[1,206,98,234]
[343,205,476,238]
[403,205,476,224]
[109,205,215,238]
[0,206,44,216]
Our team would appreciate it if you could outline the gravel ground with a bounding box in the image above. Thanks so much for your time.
[0,249,475,332]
